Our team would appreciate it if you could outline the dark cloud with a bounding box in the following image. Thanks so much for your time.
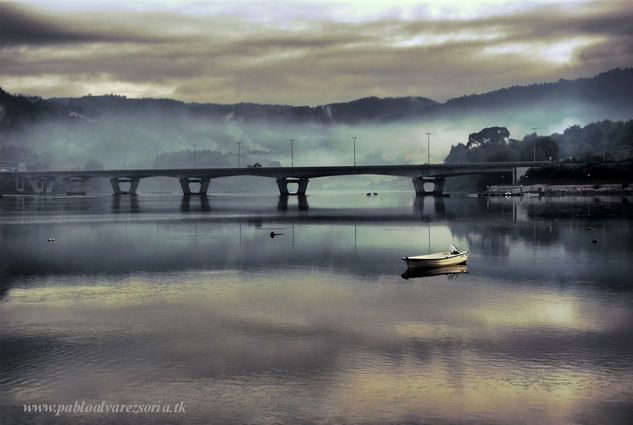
[488,4,633,42]
[0,3,97,45]
[1,1,632,104]
[0,3,167,45]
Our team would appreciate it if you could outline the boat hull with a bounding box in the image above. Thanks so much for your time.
[402,251,468,268]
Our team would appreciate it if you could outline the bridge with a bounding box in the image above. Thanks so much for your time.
[1,162,546,196]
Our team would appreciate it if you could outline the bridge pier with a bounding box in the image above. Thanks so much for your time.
[179,177,210,196]
[110,177,140,196]
[512,166,530,185]
[28,176,57,194]
[276,177,309,196]
[15,176,26,193]
[412,176,445,196]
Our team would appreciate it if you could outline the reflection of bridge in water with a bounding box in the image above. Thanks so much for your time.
[2,162,545,197]
[3,194,627,297]
[118,193,490,220]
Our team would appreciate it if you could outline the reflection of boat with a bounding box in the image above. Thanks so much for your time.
[402,244,468,268]
[401,264,468,279]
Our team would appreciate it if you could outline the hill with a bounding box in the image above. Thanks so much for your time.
[0,87,65,129]
[1,67,632,174]
[1,68,632,128]
[441,68,633,113]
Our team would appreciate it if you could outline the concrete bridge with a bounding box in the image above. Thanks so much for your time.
[1,162,545,196]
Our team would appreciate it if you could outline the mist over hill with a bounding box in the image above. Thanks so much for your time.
[1,67,632,192]
[3,68,632,127]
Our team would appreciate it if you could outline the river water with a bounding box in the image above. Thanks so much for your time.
[1,192,632,424]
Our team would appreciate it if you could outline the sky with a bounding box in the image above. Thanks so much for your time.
[1,0,632,105]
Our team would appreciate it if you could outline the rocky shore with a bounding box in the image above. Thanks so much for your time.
[483,183,633,196]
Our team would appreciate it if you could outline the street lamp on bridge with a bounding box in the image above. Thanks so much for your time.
[290,138,295,167]
[237,142,242,167]
[426,132,431,164]
[153,143,158,168]
[352,136,357,166]
[531,127,538,162]
[192,143,197,167]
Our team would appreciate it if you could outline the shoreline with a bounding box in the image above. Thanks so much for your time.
[482,183,633,196]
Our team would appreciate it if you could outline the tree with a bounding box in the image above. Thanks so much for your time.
[444,143,468,163]
[535,137,559,161]
[519,136,559,161]
[467,126,510,148]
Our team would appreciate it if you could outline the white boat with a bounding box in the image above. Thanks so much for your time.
[402,244,468,268]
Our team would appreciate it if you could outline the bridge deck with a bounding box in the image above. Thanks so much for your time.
[1,161,547,179]
[2,162,547,196]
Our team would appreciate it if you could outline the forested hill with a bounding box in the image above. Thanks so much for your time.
[444,119,633,165]
[441,68,633,112]
[0,87,65,129]
[1,68,632,128]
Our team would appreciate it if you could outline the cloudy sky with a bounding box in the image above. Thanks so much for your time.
[1,0,631,105]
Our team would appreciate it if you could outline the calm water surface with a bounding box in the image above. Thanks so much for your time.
[1,192,632,424]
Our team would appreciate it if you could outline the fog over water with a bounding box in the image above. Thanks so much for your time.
[6,95,628,174]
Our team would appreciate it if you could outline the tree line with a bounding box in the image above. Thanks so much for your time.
[443,119,633,189]
[444,119,633,164]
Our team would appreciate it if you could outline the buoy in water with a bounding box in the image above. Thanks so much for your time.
[591,239,598,244]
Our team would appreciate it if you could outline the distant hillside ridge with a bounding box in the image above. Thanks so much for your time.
[0,87,66,129]
[441,68,633,112]
[1,67,632,128]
